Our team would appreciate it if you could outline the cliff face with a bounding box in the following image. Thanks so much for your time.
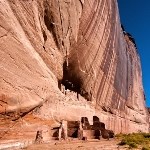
[0,0,149,143]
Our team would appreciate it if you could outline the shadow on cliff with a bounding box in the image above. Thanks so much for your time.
[58,60,91,101]
[44,8,60,49]
[60,60,82,93]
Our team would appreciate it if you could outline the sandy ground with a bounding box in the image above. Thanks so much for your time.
[22,139,130,150]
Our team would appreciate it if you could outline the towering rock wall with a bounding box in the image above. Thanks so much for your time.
[0,0,149,139]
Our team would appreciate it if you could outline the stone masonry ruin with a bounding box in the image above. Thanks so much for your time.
[51,116,114,141]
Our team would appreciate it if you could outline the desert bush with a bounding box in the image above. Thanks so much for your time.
[142,133,150,138]
[118,139,127,145]
[117,133,150,148]
[128,142,137,148]
[142,146,150,150]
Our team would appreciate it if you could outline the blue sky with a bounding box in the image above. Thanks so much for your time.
[117,0,150,107]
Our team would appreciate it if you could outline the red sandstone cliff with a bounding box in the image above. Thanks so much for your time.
[0,0,149,146]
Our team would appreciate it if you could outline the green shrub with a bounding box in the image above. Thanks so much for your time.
[142,133,150,138]
[118,139,127,145]
[128,142,137,148]
[117,133,150,148]
[142,146,150,150]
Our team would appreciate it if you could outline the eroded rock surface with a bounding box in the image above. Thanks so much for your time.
[0,0,149,147]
